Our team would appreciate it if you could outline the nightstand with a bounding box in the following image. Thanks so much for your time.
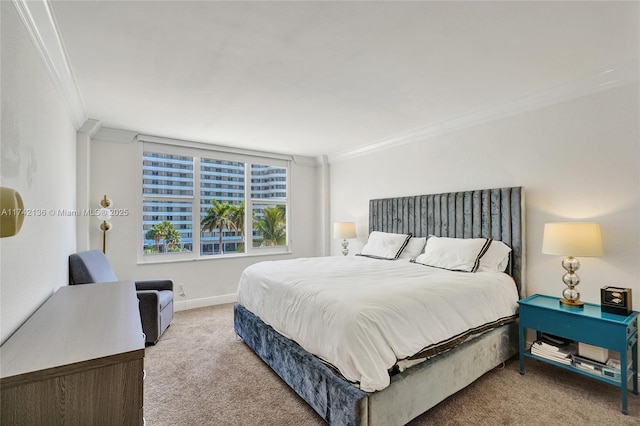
[518,294,639,414]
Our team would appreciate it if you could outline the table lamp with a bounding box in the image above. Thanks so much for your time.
[333,222,357,256]
[542,222,603,308]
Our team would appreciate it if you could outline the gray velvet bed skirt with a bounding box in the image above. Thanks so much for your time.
[234,303,519,426]
[234,303,367,424]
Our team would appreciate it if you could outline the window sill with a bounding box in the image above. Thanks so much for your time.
[137,250,294,266]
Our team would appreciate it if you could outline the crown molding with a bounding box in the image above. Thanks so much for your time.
[13,0,87,129]
[291,155,329,167]
[328,61,639,164]
[78,119,101,137]
[94,127,138,144]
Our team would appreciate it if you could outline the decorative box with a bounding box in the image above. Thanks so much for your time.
[601,286,632,316]
[578,342,609,364]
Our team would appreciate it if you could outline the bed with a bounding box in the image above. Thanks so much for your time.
[234,186,524,425]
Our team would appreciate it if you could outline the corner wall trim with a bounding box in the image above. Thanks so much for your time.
[13,0,87,129]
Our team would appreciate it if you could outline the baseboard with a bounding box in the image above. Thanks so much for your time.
[174,293,237,312]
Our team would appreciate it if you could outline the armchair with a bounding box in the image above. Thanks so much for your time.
[69,250,173,345]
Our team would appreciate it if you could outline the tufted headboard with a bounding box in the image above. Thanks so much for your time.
[369,186,525,296]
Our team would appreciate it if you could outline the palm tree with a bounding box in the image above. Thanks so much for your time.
[228,201,245,236]
[145,227,162,253]
[145,221,181,253]
[165,226,182,251]
[201,200,235,254]
[255,206,286,246]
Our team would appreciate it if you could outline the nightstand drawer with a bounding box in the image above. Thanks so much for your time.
[520,304,629,351]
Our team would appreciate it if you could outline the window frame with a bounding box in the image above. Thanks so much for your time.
[137,136,291,264]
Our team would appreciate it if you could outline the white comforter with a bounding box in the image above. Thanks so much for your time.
[237,256,519,392]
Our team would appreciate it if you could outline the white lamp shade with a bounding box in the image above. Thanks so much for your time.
[333,222,357,239]
[541,222,603,256]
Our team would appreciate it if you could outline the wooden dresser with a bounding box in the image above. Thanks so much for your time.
[1,281,145,425]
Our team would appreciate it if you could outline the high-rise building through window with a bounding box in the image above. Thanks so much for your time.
[142,149,288,258]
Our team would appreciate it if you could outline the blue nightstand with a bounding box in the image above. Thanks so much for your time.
[518,294,639,414]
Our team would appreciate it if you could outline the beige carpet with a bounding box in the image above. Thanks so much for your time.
[144,304,640,425]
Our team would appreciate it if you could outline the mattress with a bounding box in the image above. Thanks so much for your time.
[237,255,519,392]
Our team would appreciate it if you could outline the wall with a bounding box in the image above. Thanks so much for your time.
[330,83,640,307]
[87,136,321,310]
[0,3,77,343]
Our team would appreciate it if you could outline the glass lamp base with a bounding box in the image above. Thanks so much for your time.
[341,239,349,256]
[560,257,583,308]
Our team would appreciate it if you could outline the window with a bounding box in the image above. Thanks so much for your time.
[140,138,290,261]
[250,164,287,248]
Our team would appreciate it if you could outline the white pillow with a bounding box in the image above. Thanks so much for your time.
[359,231,412,260]
[477,240,512,272]
[413,236,493,272]
[398,237,427,260]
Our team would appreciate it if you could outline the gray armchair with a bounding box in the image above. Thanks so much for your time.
[69,250,173,345]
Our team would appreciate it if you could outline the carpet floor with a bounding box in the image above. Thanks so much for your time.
[144,304,640,425]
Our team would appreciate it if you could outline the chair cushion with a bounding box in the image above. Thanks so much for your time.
[158,290,173,310]
[69,250,118,284]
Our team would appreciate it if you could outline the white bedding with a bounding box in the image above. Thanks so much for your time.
[237,255,519,392]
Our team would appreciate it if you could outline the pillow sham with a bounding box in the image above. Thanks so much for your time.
[398,237,427,260]
[477,240,512,272]
[413,236,493,272]
[359,231,412,260]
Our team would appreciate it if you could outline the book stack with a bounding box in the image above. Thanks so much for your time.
[572,354,631,381]
[530,334,577,365]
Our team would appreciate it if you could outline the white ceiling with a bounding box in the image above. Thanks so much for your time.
[50,1,639,158]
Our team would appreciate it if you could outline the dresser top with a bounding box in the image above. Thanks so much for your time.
[1,281,144,381]
[519,294,638,325]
